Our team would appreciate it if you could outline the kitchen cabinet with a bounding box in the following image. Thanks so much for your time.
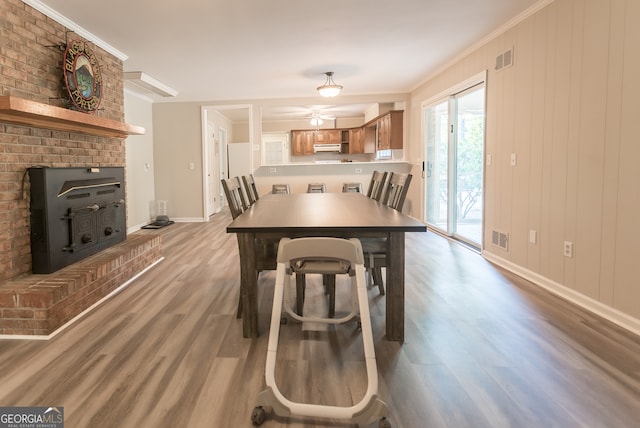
[290,111,403,156]
[291,130,315,155]
[377,113,390,150]
[348,127,374,154]
[375,110,403,150]
[314,129,341,144]
[291,129,342,155]
[360,110,404,154]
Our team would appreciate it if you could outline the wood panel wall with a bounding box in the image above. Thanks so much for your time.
[410,0,640,324]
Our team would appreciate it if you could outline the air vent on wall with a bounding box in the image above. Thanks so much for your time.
[491,230,509,250]
[495,47,514,71]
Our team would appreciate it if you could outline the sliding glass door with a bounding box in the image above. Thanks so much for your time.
[424,82,485,248]
[425,100,449,233]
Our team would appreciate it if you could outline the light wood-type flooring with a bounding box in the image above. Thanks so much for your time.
[1,210,639,427]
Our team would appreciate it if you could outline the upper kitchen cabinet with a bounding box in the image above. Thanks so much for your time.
[347,127,370,154]
[377,110,403,150]
[291,130,315,155]
[291,129,342,155]
[313,129,341,144]
[363,110,404,153]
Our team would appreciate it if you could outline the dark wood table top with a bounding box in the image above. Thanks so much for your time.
[226,192,426,234]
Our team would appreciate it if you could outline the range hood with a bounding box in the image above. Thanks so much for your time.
[313,143,341,153]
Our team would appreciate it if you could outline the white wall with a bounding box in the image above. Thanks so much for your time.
[410,0,640,331]
[124,90,155,231]
[152,102,204,221]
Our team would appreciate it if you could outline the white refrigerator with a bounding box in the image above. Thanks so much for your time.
[227,142,252,179]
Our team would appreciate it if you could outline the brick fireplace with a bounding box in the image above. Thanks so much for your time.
[0,0,160,336]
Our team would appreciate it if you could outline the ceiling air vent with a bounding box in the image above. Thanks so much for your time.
[495,47,514,71]
[491,230,509,250]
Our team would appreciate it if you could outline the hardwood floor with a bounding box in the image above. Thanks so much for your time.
[1,210,639,427]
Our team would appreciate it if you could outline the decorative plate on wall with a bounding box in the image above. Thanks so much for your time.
[63,39,102,113]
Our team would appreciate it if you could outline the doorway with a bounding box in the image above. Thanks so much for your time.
[201,105,253,219]
[424,75,485,248]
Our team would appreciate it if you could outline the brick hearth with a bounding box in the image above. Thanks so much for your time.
[0,233,162,337]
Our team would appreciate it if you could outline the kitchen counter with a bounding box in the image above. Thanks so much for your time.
[253,160,417,195]
[259,160,409,167]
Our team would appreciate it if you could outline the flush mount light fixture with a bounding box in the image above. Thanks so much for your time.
[316,72,343,97]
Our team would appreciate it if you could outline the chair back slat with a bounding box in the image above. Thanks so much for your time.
[366,171,388,201]
[221,177,248,219]
[381,173,412,212]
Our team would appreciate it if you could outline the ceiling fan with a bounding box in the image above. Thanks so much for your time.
[303,112,336,127]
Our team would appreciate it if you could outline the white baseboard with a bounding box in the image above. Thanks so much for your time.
[128,217,206,234]
[483,251,640,337]
[171,217,207,223]
[127,222,146,233]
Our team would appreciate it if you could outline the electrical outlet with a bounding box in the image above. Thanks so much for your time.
[355,168,362,174]
[563,241,573,258]
[269,167,277,174]
[510,153,517,166]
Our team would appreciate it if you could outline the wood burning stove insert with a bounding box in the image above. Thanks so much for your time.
[28,167,127,274]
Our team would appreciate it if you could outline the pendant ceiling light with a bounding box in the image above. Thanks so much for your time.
[316,72,343,97]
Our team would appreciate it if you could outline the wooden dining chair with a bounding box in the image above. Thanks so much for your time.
[342,182,363,193]
[381,172,412,210]
[366,170,388,201]
[221,177,248,219]
[272,184,291,194]
[222,177,278,317]
[363,172,413,295]
[307,183,326,193]
[242,174,260,205]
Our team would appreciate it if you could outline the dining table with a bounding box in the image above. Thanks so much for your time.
[226,192,427,342]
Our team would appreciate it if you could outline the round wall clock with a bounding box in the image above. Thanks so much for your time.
[63,40,102,113]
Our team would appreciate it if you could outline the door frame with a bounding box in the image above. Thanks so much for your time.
[200,104,253,220]
[421,70,487,248]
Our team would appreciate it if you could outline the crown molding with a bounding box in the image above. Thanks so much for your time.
[21,0,128,61]
[124,72,178,97]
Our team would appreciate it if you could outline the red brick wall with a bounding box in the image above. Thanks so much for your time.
[0,0,126,282]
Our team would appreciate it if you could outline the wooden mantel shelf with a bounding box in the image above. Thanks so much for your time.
[0,96,145,138]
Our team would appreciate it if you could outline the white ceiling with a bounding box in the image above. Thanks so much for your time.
[33,0,542,108]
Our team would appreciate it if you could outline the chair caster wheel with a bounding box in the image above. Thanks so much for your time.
[379,416,392,428]
[251,406,266,425]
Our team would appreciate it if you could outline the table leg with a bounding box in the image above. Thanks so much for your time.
[386,232,405,342]
[237,232,259,338]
